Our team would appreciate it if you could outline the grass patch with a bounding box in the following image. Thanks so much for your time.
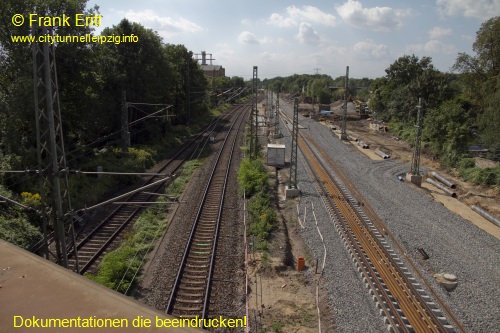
[166,159,204,200]
[459,163,500,186]
[85,204,167,294]
[85,158,204,294]
[238,157,276,251]
[271,321,286,333]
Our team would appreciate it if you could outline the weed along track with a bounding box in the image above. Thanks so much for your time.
[68,113,235,275]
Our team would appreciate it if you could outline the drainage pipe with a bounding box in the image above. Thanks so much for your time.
[471,205,500,228]
[431,171,456,189]
[358,141,369,149]
[348,135,358,142]
[374,149,390,159]
[426,178,457,198]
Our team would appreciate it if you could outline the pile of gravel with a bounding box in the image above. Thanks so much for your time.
[276,99,500,333]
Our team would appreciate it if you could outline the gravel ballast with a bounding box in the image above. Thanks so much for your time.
[277,98,500,333]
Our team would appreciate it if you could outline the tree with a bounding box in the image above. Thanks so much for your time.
[424,99,474,165]
[164,43,208,125]
[0,0,99,184]
[230,76,245,87]
[453,16,500,150]
[370,55,454,121]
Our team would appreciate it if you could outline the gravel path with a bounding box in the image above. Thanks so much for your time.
[277,98,500,333]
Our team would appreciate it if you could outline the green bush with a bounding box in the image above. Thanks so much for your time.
[0,217,42,250]
[458,158,476,170]
[248,191,276,247]
[459,164,500,186]
[127,147,155,169]
[237,157,269,196]
[237,156,276,250]
[86,157,203,294]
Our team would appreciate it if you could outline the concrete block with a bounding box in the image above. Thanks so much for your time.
[285,186,301,199]
[406,173,423,186]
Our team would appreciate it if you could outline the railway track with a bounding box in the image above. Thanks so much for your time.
[165,103,250,321]
[277,103,457,332]
[302,131,468,333]
[67,113,234,274]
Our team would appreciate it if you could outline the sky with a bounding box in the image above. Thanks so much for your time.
[89,0,500,79]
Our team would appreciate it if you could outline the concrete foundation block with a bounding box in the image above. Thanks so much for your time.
[406,174,422,186]
[285,186,301,199]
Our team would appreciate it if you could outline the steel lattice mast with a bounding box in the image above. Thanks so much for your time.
[270,89,273,120]
[289,98,299,189]
[340,66,349,139]
[32,25,79,272]
[410,98,424,176]
[253,66,259,157]
[274,91,280,137]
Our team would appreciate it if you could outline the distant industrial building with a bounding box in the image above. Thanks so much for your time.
[196,51,225,78]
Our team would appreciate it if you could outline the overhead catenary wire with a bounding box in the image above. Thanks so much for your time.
[123,208,167,295]
[1,104,179,186]
[1,86,249,237]
[94,116,221,292]
[2,86,244,182]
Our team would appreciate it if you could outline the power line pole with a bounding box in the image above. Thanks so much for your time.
[185,56,191,124]
[314,68,321,75]
[32,25,78,271]
[409,98,424,186]
[274,91,280,138]
[340,66,349,140]
[270,89,273,116]
[254,66,259,155]
[289,98,299,189]
[121,90,130,152]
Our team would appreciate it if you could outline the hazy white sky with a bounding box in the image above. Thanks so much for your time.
[90,0,500,79]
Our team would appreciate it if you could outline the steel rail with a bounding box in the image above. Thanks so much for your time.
[301,143,411,332]
[279,107,409,330]
[299,132,451,332]
[302,131,465,333]
[277,101,451,332]
[165,103,250,318]
[68,112,233,273]
[299,136,446,332]
[202,106,244,321]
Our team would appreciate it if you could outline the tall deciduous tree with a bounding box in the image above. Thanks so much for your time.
[424,99,473,165]
[0,0,98,175]
[97,20,176,143]
[164,43,208,125]
[453,16,500,151]
[370,55,456,121]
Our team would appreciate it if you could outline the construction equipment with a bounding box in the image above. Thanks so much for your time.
[349,95,370,118]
